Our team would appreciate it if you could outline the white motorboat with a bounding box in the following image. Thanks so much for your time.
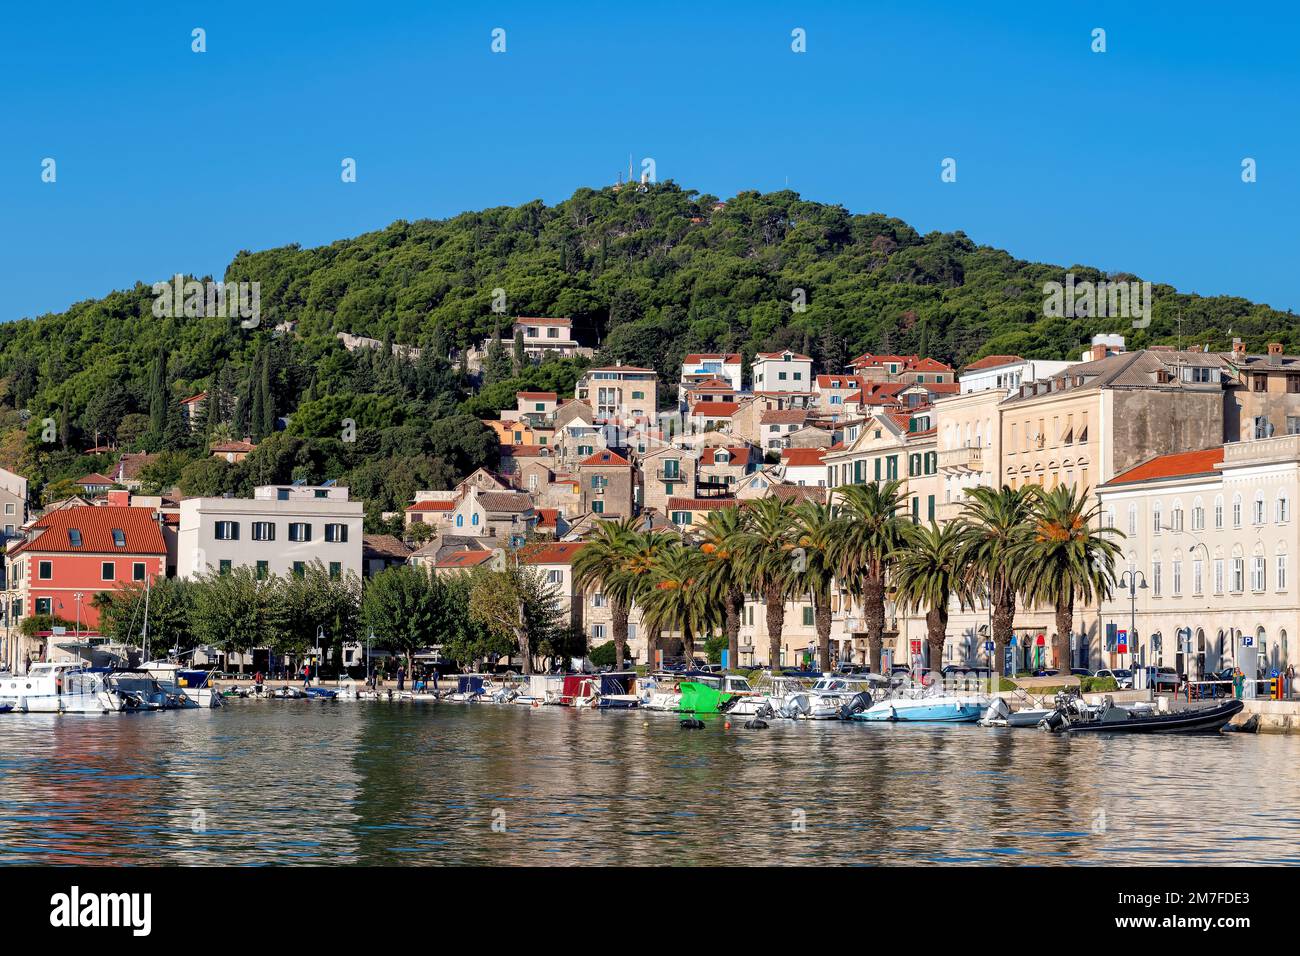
[783,674,887,719]
[724,674,811,717]
[0,663,125,714]
[141,661,222,707]
[856,686,991,723]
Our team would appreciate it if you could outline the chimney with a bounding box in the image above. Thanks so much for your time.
[1268,342,1283,364]
[1232,338,1247,360]
[1091,344,1108,361]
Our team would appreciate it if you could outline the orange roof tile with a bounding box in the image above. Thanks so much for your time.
[519,541,587,565]
[683,353,742,364]
[666,497,738,511]
[690,402,741,417]
[580,450,631,467]
[781,448,826,467]
[18,506,166,555]
[407,500,454,512]
[435,551,495,569]
[963,354,1025,371]
[1105,447,1224,486]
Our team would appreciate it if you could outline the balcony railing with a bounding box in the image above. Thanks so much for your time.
[938,445,984,471]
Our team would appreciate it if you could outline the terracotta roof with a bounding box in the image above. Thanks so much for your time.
[781,448,826,467]
[516,391,557,401]
[536,508,560,529]
[515,317,571,327]
[667,497,738,511]
[580,450,631,467]
[363,534,413,559]
[115,453,156,481]
[690,402,740,418]
[179,391,208,405]
[585,365,655,373]
[211,440,256,453]
[477,492,534,513]
[755,351,813,361]
[519,541,587,565]
[1104,447,1225,486]
[501,444,549,457]
[683,353,742,365]
[17,506,166,555]
[771,485,828,504]
[760,409,807,425]
[685,378,736,392]
[76,473,114,486]
[700,446,751,467]
[964,354,1025,371]
[407,500,454,512]
[909,357,954,372]
[435,550,496,569]
[815,375,866,389]
[921,382,961,395]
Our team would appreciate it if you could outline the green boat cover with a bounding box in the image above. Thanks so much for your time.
[678,681,734,714]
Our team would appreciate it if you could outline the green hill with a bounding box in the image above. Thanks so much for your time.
[0,181,1292,522]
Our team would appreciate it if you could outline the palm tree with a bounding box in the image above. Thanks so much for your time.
[791,501,844,672]
[835,481,907,674]
[640,542,714,663]
[956,484,1041,676]
[618,524,676,667]
[731,497,798,671]
[893,521,976,671]
[572,517,642,669]
[697,507,748,670]
[1014,485,1124,672]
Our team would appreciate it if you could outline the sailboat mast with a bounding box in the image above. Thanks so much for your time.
[141,573,151,661]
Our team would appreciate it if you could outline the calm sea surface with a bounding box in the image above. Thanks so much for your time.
[0,700,1296,866]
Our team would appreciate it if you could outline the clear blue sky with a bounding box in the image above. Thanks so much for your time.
[3,1,1297,323]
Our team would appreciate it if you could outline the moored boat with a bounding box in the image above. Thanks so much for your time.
[1041,693,1244,734]
[0,663,124,714]
[855,694,987,723]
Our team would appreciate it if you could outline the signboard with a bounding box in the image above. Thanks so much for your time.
[51,626,67,635]
[1009,635,1018,647]
[1243,636,1254,647]
[1035,634,1045,646]
[720,650,729,669]
[1117,629,1129,654]
[984,641,994,652]
[910,640,922,656]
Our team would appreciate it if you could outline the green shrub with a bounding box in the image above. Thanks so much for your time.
[1080,676,1118,693]
[589,641,618,668]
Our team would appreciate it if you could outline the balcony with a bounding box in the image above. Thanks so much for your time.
[654,463,686,481]
[938,445,984,472]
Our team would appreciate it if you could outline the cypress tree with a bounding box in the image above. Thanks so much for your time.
[258,348,275,438]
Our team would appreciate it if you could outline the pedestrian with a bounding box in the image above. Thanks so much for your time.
[397,666,405,692]
[254,670,264,692]
[302,664,311,690]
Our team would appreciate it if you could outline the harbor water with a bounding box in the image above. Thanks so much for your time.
[0,701,1296,865]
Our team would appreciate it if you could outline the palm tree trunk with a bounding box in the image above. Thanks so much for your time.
[683,619,694,663]
[863,573,886,674]
[991,590,1015,679]
[814,588,832,672]
[725,586,742,671]
[1054,596,1074,672]
[927,607,948,672]
[765,582,784,672]
[611,597,630,670]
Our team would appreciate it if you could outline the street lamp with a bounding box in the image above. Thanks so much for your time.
[366,628,374,686]
[73,592,84,636]
[1118,569,1148,669]
[315,625,326,687]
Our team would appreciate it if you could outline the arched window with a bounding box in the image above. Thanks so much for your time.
[1192,496,1204,531]
[1257,627,1268,669]
[1152,500,1163,533]
[1196,628,1205,654]
[471,513,479,526]
[1277,546,1288,590]
[1128,503,1138,536]
[1253,491,1266,525]
[455,514,464,527]
[1232,494,1243,528]
[1214,494,1224,529]
[1171,498,1184,531]
[1171,550,1183,596]
[1278,491,1290,524]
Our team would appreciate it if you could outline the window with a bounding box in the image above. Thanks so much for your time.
[35,598,51,616]
[1215,496,1224,529]
[314,490,327,499]
[133,562,146,582]
[2,504,12,516]
[1152,503,1162,533]
[546,569,563,585]
[1288,416,1300,435]
[1214,559,1224,594]
[455,514,464,528]
[1232,495,1242,528]
[1232,557,1244,593]
[1254,493,1266,525]
[1254,374,1268,392]
[631,391,645,400]
[219,559,232,575]
[255,560,269,580]
[1251,555,1266,592]
[38,561,52,580]
[1127,504,1137,536]
[1289,374,1300,394]
[1278,495,1290,523]
[292,562,306,578]
[802,607,814,626]
[1278,553,1288,590]
[671,512,689,526]
[68,529,83,547]
[288,523,311,542]
[111,529,126,548]
[591,593,606,608]
[1170,506,1183,532]
[591,624,607,641]
[101,562,115,582]
[1193,559,1203,595]
[1192,501,1204,531]
[593,500,604,514]
[324,524,348,543]
[1151,560,1161,597]
[1172,559,1182,596]
[215,521,239,541]
[252,522,275,541]
[329,562,342,581]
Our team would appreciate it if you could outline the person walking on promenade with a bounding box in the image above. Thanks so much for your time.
[254,670,264,693]
[302,664,311,690]
[397,666,405,692]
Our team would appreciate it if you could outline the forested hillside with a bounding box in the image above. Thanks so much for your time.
[1,181,1292,523]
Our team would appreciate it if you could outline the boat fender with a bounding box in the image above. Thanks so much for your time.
[743,718,769,729]
[680,718,705,729]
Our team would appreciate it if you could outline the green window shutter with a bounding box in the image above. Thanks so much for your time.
[802,607,814,626]
[928,495,935,522]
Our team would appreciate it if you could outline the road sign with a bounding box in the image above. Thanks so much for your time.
[1244,636,1254,647]
[1117,628,1128,653]
[984,641,994,652]
[1010,635,1018,647]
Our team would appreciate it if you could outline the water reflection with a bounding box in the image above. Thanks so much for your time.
[0,703,1295,865]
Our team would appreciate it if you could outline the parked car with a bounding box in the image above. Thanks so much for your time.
[1032,668,1060,678]
[1093,668,1134,689]
[1069,668,1093,677]
[1151,666,1181,692]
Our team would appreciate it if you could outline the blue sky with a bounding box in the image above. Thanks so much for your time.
[3,1,1297,323]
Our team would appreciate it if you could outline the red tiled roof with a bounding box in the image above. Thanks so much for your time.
[666,497,738,511]
[179,391,208,405]
[519,541,587,565]
[760,409,807,425]
[700,446,751,467]
[17,506,166,555]
[501,444,549,457]
[115,453,156,481]
[781,448,826,467]
[964,354,1025,371]
[691,402,741,418]
[683,353,742,365]
[516,391,557,401]
[76,473,114,486]
[685,378,735,392]
[407,500,454,512]
[815,375,866,389]
[536,508,560,528]
[755,351,813,361]
[515,317,571,326]
[211,441,256,453]
[1105,447,1225,486]
[580,450,631,467]
[923,382,961,394]
[910,357,954,372]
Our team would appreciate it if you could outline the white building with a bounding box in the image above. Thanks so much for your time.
[751,351,813,394]
[678,353,743,407]
[959,354,1078,395]
[177,483,364,581]
[514,317,581,359]
[1095,436,1298,680]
